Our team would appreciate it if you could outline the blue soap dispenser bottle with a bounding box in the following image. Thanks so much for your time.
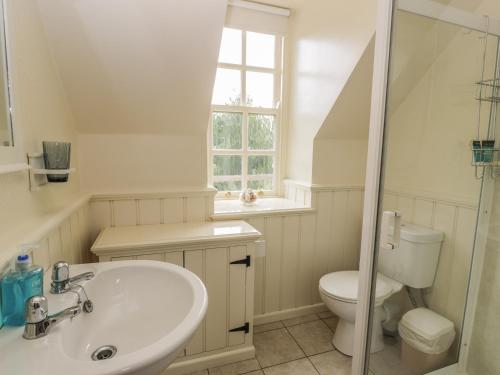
[1,246,44,326]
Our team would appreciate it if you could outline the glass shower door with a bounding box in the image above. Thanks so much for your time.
[363,1,500,374]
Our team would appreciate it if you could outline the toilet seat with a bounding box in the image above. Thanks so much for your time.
[319,270,398,305]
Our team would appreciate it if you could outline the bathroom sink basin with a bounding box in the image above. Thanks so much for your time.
[0,260,208,375]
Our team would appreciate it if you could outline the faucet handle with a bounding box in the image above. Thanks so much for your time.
[25,295,48,324]
[52,261,69,283]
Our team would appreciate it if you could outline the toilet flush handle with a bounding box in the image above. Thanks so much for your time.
[380,210,401,250]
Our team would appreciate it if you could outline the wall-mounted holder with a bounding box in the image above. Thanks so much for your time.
[476,78,500,103]
[27,152,75,191]
[0,163,30,175]
[471,143,500,179]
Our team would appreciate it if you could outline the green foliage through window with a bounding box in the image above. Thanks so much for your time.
[214,181,242,191]
[249,114,275,150]
[213,155,242,176]
[248,155,273,175]
[213,112,242,150]
[248,179,272,190]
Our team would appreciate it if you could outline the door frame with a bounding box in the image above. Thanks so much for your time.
[351,0,394,373]
[352,0,500,374]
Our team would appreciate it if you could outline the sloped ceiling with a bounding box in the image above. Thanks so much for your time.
[315,36,374,140]
[35,0,227,135]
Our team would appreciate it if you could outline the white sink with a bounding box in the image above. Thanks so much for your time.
[0,260,208,375]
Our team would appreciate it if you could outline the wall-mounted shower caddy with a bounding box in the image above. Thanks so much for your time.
[472,18,500,179]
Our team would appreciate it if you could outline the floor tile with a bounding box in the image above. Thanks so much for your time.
[322,316,339,332]
[187,370,209,375]
[208,359,260,375]
[263,358,319,375]
[287,320,334,356]
[317,311,334,319]
[282,313,319,327]
[245,372,264,375]
[369,345,418,375]
[254,328,305,368]
[309,350,352,375]
[254,321,284,334]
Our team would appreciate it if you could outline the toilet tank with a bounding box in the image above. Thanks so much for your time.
[378,223,444,288]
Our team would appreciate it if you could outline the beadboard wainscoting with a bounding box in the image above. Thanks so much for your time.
[383,188,479,345]
[88,189,218,242]
[0,195,92,276]
[245,184,365,323]
[33,200,92,272]
[87,184,366,325]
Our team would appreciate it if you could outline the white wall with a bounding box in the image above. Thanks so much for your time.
[384,11,487,202]
[312,37,374,186]
[284,0,376,184]
[0,0,83,266]
[78,134,208,192]
[312,139,368,187]
[35,0,227,192]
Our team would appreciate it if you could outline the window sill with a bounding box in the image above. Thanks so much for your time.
[211,197,314,220]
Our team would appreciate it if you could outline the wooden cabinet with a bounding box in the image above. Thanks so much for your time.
[91,221,259,375]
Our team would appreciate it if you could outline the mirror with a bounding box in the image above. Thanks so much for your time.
[0,0,13,148]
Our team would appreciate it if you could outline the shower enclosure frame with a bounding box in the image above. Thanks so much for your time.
[352,0,500,374]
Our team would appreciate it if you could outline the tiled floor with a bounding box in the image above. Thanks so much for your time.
[188,311,350,375]
[188,312,416,375]
[368,336,417,375]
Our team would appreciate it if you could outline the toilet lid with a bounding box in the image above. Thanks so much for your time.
[319,271,393,304]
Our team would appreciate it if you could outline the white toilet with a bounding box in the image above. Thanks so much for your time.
[319,223,444,356]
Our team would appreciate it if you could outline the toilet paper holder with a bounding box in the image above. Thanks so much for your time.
[380,210,402,250]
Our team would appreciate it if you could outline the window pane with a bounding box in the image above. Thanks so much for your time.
[218,28,242,64]
[213,155,242,176]
[212,68,241,105]
[248,155,273,175]
[248,114,275,150]
[214,181,242,191]
[213,112,242,150]
[248,179,273,190]
[246,31,275,68]
[246,71,274,108]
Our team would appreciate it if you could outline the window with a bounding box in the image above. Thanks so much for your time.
[209,27,283,196]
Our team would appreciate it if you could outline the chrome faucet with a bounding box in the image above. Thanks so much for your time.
[23,295,81,340]
[50,261,95,294]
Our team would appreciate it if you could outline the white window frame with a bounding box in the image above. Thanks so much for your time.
[209,27,284,198]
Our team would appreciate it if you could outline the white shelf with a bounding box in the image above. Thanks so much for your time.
[31,168,75,176]
[0,163,31,175]
[27,152,42,158]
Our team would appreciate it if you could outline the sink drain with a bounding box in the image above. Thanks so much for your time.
[91,345,118,361]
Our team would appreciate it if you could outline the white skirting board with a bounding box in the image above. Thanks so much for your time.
[162,346,255,375]
[427,364,464,375]
[254,303,327,325]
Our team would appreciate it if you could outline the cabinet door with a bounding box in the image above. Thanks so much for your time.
[185,250,205,355]
[185,246,249,354]
[228,245,248,347]
[205,247,229,351]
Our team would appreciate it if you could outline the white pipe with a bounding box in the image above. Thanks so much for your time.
[228,0,291,17]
